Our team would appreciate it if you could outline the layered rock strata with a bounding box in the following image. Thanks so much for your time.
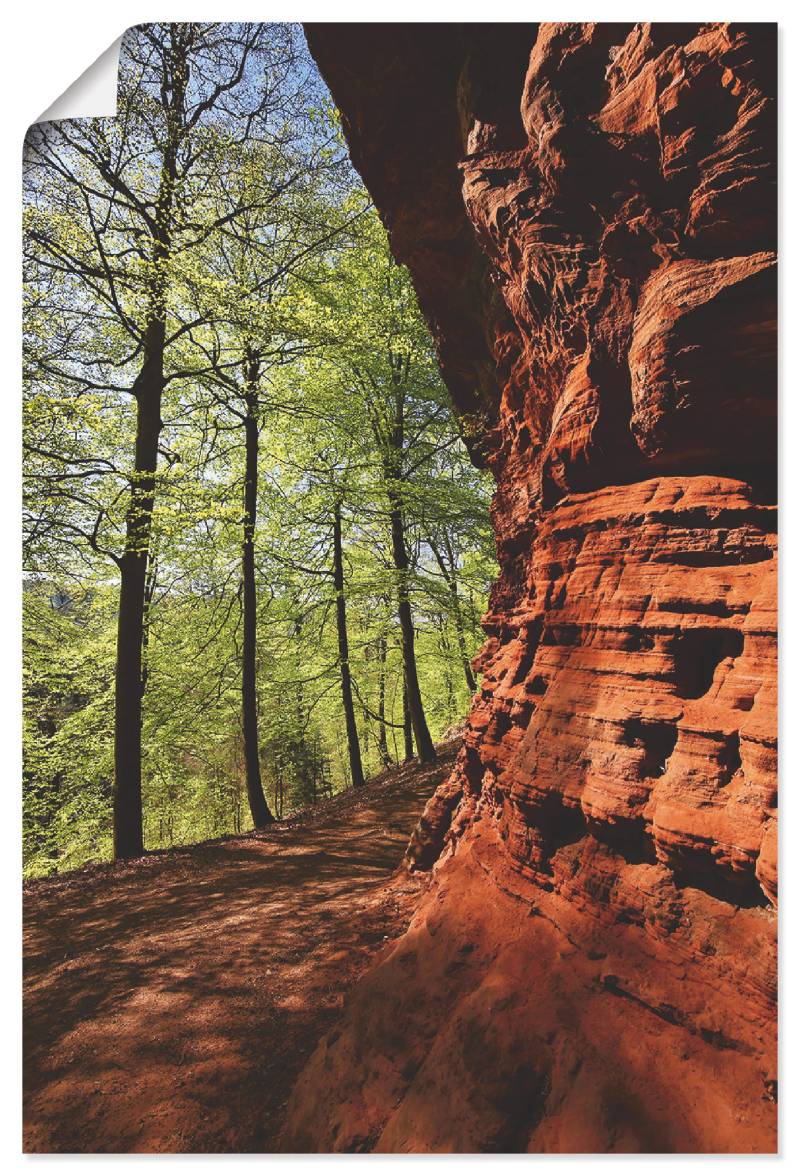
[285,22,777,1153]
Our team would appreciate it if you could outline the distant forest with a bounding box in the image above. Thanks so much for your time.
[22,23,495,876]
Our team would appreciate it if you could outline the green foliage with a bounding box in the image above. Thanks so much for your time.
[22,23,497,876]
[23,584,116,875]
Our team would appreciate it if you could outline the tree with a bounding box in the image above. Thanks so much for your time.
[332,498,365,788]
[380,372,437,763]
[22,31,497,875]
[24,23,311,856]
[176,123,357,826]
[294,212,469,763]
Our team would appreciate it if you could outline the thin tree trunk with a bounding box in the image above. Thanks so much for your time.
[333,499,365,788]
[376,630,392,766]
[402,674,414,762]
[430,534,478,694]
[454,610,478,694]
[242,379,274,827]
[381,376,435,764]
[389,492,436,763]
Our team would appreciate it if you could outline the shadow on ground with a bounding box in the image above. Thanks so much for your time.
[23,748,456,1153]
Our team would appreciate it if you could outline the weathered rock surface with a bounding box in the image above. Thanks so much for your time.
[286,22,777,1153]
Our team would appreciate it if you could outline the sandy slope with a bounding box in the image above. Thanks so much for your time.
[23,748,455,1153]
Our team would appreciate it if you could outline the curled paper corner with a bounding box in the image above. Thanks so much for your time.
[35,33,123,125]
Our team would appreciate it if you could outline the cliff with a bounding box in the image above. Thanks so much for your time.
[284,22,777,1153]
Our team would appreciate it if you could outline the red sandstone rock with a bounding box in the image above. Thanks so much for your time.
[286,22,777,1153]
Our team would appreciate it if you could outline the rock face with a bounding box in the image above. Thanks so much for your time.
[285,23,777,1153]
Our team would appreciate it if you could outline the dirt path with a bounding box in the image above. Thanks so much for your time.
[23,749,455,1153]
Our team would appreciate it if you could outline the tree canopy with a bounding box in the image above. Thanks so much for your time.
[22,22,496,877]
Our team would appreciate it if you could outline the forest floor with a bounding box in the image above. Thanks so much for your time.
[23,743,458,1153]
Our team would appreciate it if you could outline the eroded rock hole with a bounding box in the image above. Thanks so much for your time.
[490,709,515,740]
[542,622,583,647]
[718,732,742,785]
[511,621,542,685]
[673,863,770,910]
[657,597,740,618]
[659,545,773,567]
[622,718,679,779]
[588,815,659,865]
[624,628,655,652]
[671,628,744,699]
[515,795,587,869]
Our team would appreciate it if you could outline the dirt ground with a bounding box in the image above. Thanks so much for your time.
[23,748,456,1153]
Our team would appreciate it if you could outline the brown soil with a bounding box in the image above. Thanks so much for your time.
[23,747,456,1153]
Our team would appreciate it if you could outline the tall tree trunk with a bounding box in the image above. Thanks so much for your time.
[113,30,188,859]
[381,376,435,763]
[333,500,365,788]
[376,630,392,766]
[431,534,478,694]
[402,674,414,762]
[388,492,436,763]
[454,610,478,694]
[113,328,165,860]
[241,380,274,827]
